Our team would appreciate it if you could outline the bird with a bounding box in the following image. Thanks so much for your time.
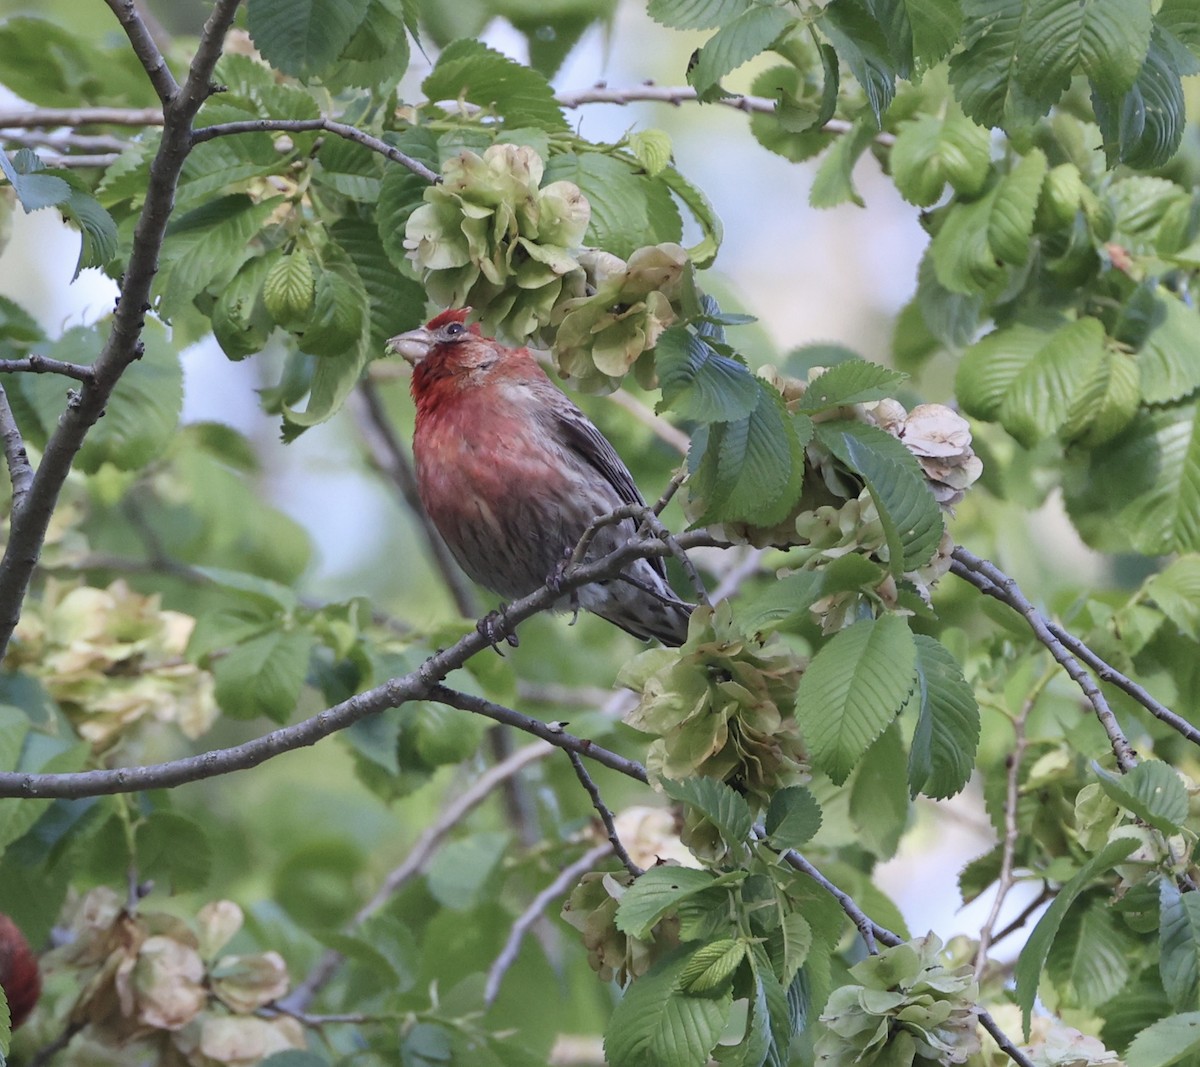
[386,307,694,646]
[0,913,40,1029]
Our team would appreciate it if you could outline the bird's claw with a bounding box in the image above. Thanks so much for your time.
[477,605,520,654]
[547,551,582,625]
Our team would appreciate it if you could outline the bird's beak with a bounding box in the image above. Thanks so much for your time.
[385,326,433,366]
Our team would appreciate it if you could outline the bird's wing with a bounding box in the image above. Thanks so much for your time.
[541,399,670,579]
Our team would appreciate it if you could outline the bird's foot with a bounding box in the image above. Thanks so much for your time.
[477,605,520,653]
[546,551,581,625]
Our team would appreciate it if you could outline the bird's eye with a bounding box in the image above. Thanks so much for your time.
[444,322,465,337]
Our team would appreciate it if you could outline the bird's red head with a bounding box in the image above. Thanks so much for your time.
[388,308,539,412]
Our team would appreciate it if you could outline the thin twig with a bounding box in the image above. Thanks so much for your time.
[0,527,702,798]
[28,1020,86,1067]
[989,884,1053,948]
[0,106,165,128]
[569,488,709,607]
[190,117,440,182]
[0,382,33,512]
[280,739,554,1012]
[0,356,96,382]
[103,0,179,105]
[350,382,479,618]
[979,1008,1038,1067]
[1045,618,1200,746]
[950,548,1138,772]
[483,842,613,1008]
[0,0,244,661]
[775,842,900,953]
[974,669,1051,979]
[566,750,643,876]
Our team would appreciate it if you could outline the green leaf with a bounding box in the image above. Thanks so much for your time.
[297,247,369,358]
[247,0,371,78]
[889,107,991,207]
[0,17,156,108]
[331,217,426,350]
[957,318,1110,448]
[1093,29,1185,170]
[820,0,896,125]
[616,867,720,939]
[765,785,823,850]
[733,570,827,636]
[376,127,441,269]
[988,149,1047,264]
[136,811,212,892]
[748,64,836,164]
[154,195,282,318]
[214,254,277,361]
[1160,881,1200,1011]
[609,950,729,1065]
[679,938,746,995]
[879,0,962,72]
[212,630,315,722]
[771,912,814,985]
[660,776,754,848]
[655,328,760,423]
[1016,0,1151,110]
[1126,1012,1200,1067]
[688,5,796,98]
[544,151,679,258]
[948,0,1043,130]
[1093,760,1189,835]
[1047,893,1135,1010]
[1064,401,1200,555]
[797,359,908,412]
[0,979,9,1059]
[20,321,183,474]
[848,721,909,858]
[1157,0,1200,75]
[1014,836,1140,1037]
[628,130,674,177]
[195,567,300,613]
[1139,294,1200,405]
[816,419,945,572]
[426,831,509,910]
[795,615,917,785]
[1145,556,1200,640]
[907,635,979,800]
[423,38,568,130]
[687,381,807,526]
[0,148,70,213]
[1062,342,1141,447]
[809,119,876,208]
[647,0,750,29]
[605,950,733,1067]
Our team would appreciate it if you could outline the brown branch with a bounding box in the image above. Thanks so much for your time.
[483,841,613,1008]
[566,750,643,877]
[0,106,165,128]
[0,0,243,661]
[190,117,441,182]
[0,356,96,382]
[0,528,690,798]
[350,382,479,618]
[104,0,179,106]
[950,547,1138,772]
[0,382,33,511]
[974,669,1050,978]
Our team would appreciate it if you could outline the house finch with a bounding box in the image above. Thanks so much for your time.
[386,308,694,646]
[0,912,40,1028]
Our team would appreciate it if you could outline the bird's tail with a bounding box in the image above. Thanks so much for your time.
[588,568,695,647]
